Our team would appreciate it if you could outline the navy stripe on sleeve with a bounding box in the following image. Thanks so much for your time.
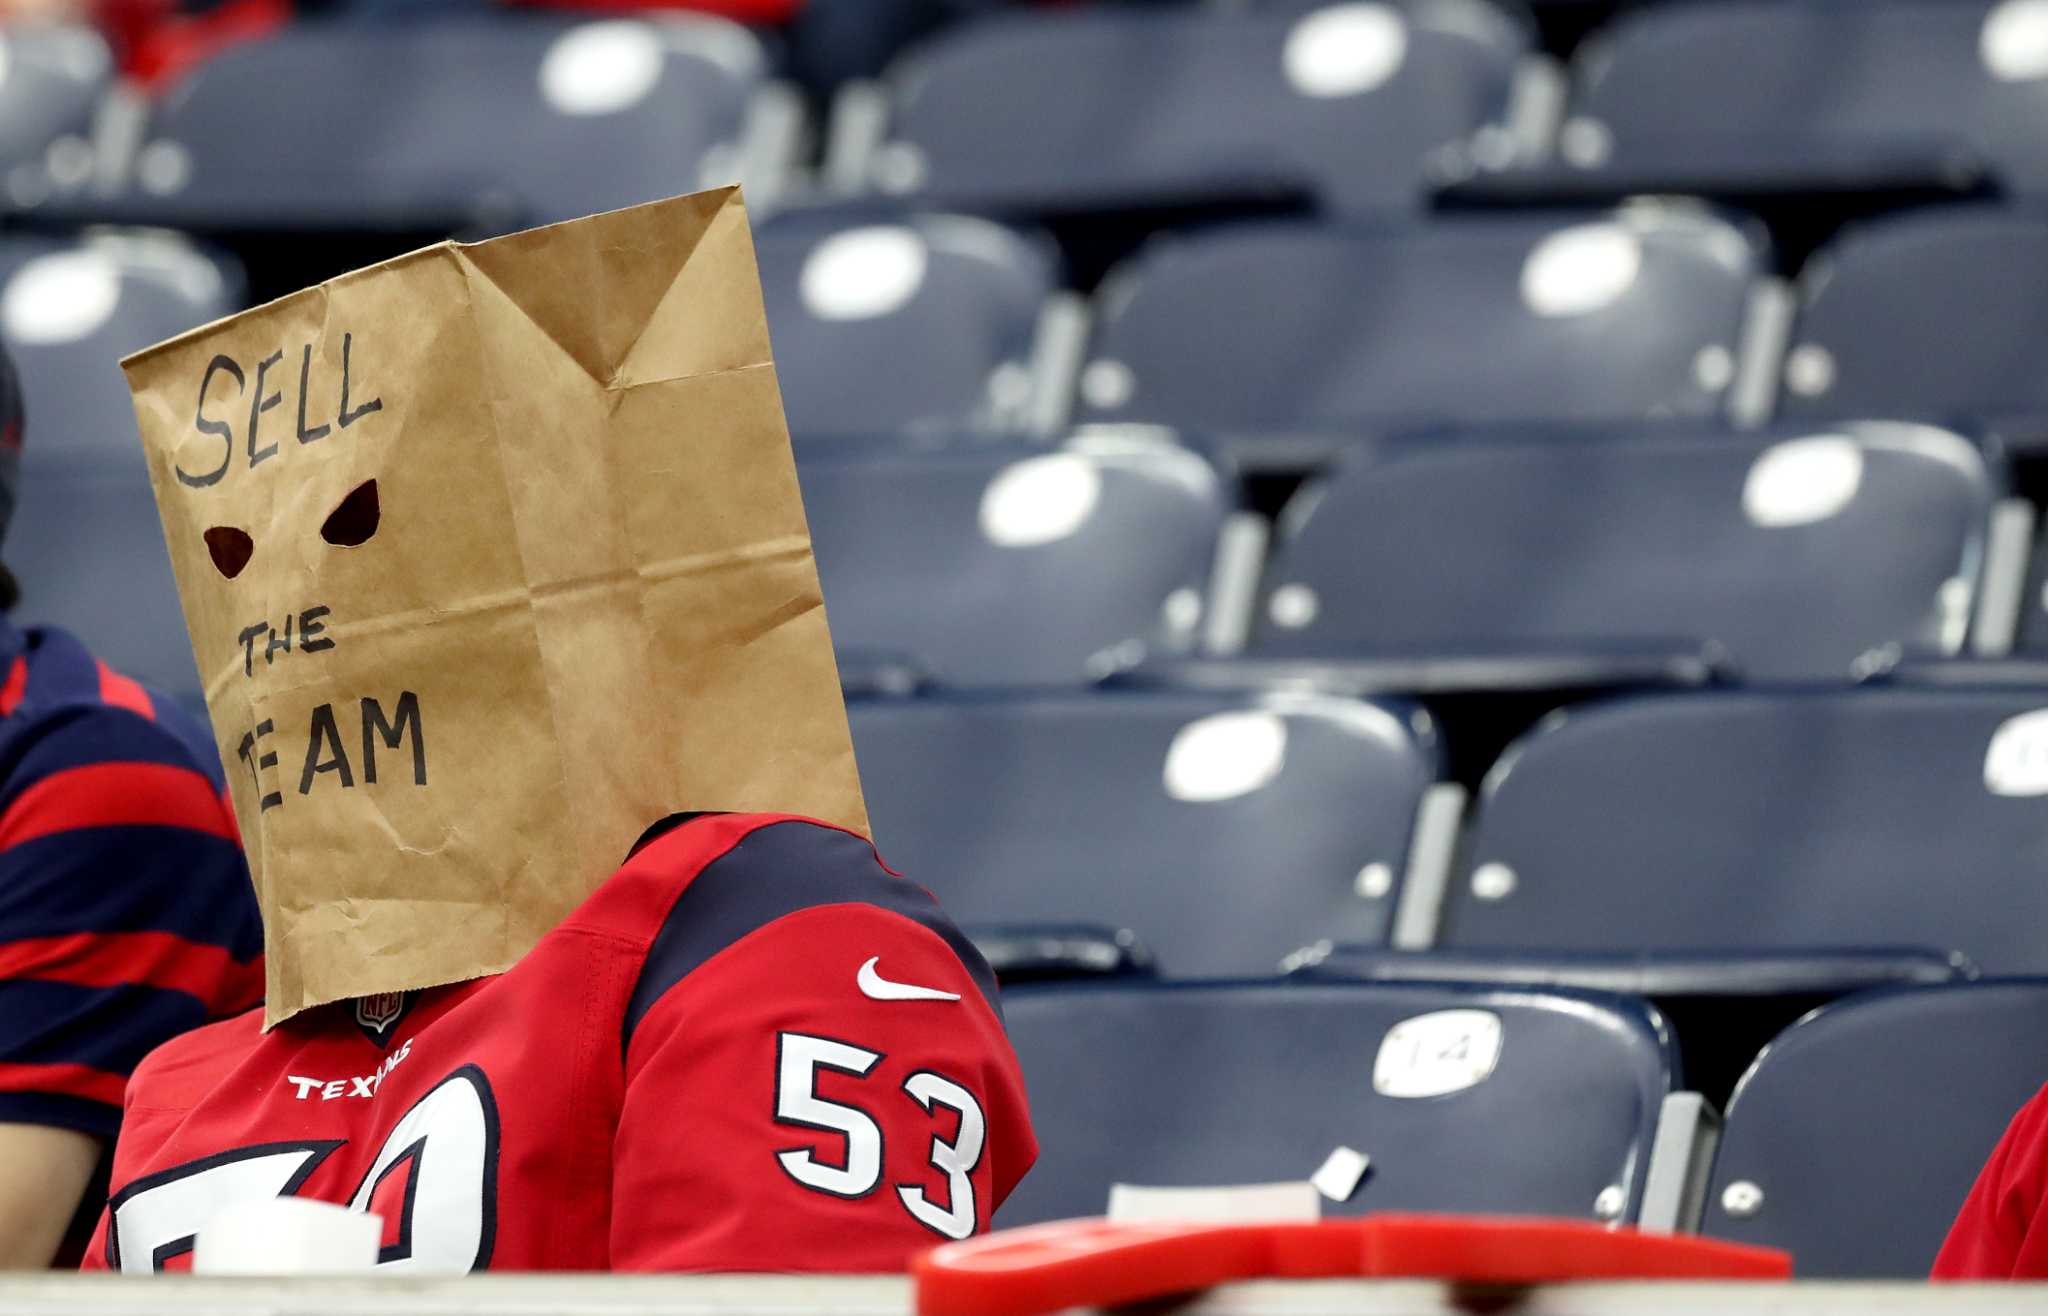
[0,979,208,1074]
[0,827,262,957]
[0,1089,121,1140]
[0,705,216,788]
[14,629,100,710]
[623,819,1002,1048]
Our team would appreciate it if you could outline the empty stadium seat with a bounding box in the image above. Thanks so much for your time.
[854,1,1527,216]
[1551,1,2048,197]
[1076,208,1762,445]
[998,981,1675,1226]
[801,436,1223,687]
[1292,945,1972,1108]
[7,448,201,705]
[0,24,110,212]
[1250,425,1992,681]
[1702,981,2048,1277]
[1449,689,2048,973]
[964,923,1157,985]
[851,690,1439,977]
[1777,207,2048,444]
[756,211,1058,438]
[114,14,777,230]
[0,232,239,704]
[0,232,241,452]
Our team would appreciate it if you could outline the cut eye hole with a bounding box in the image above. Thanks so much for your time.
[204,527,254,579]
[321,479,380,547]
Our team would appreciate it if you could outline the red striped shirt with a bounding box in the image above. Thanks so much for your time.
[0,762,236,852]
[0,931,260,1010]
[95,663,155,721]
[0,626,260,1127]
[0,657,26,717]
[0,1060,126,1107]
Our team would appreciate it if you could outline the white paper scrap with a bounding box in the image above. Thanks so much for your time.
[1311,1146,1372,1203]
[193,1197,381,1275]
[1107,1180,1322,1224]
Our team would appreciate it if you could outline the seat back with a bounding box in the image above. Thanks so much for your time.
[1452,689,2048,973]
[1778,208,2048,437]
[1566,2,2048,194]
[8,449,200,704]
[0,24,110,211]
[1,233,240,703]
[802,437,1223,687]
[756,213,1054,438]
[1252,425,1990,681]
[1,233,240,453]
[129,15,765,229]
[999,981,1675,1226]
[1077,209,1759,436]
[851,690,1438,977]
[1703,981,2048,1277]
[873,1,1525,216]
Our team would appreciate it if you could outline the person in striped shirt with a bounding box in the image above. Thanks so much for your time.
[0,342,262,1266]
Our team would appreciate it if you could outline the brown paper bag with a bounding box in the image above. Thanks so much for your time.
[123,187,867,1027]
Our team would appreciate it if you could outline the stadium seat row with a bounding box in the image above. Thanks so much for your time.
[1002,975,2048,1280]
[830,0,2048,215]
[18,201,2048,461]
[7,404,2018,697]
[806,421,2011,686]
[756,201,2048,456]
[10,207,2044,692]
[0,13,797,230]
[856,683,2048,983]
[12,2,2048,231]
[1062,204,2048,455]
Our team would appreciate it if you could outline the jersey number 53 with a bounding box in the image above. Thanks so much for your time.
[774,1031,987,1241]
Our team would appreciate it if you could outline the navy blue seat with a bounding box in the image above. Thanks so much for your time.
[1,234,240,704]
[0,24,109,213]
[999,981,1675,1226]
[1294,945,1971,1109]
[0,233,241,453]
[801,438,1223,688]
[8,450,200,705]
[1703,981,2048,1277]
[1552,2,2048,197]
[1874,657,2048,688]
[118,15,769,230]
[1251,425,1992,681]
[1777,208,2048,444]
[863,1,1526,216]
[1076,209,1761,443]
[851,690,1439,977]
[756,212,1056,438]
[1453,689,2048,973]
[963,924,1157,985]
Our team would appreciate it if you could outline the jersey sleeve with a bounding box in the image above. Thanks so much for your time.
[1934,1082,2048,1279]
[610,819,1036,1273]
[0,706,263,1140]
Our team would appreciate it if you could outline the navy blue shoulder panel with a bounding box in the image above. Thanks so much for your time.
[622,818,1002,1049]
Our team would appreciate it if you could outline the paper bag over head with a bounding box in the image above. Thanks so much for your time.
[123,187,868,1027]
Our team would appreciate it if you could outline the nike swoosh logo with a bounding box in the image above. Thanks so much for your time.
[858,956,961,1002]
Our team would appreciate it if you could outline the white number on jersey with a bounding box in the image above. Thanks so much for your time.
[772,1034,885,1198]
[110,1143,340,1273]
[345,1065,497,1271]
[774,1032,989,1239]
[108,1066,499,1274]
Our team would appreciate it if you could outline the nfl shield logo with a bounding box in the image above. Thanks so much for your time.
[354,992,406,1035]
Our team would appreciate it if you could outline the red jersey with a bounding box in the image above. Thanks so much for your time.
[1934,1082,2048,1279]
[82,813,1036,1273]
